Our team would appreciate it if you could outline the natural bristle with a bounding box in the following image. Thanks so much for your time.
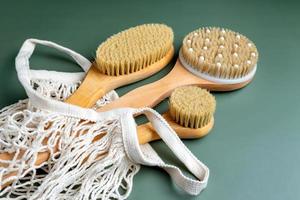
[181,27,259,79]
[96,24,174,76]
[169,86,216,129]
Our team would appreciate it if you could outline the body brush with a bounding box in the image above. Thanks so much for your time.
[138,86,216,143]
[99,27,258,111]
[66,23,174,107]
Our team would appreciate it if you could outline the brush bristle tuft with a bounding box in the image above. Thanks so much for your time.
[169,86,216,129]
[181,27,258,79]
[96,24,174,76]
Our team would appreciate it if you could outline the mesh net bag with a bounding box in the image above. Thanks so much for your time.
[0,39,209,200]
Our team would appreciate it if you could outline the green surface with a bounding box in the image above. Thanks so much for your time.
[1,0,300,199]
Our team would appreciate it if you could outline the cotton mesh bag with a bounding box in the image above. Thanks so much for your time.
[0,39,209,200]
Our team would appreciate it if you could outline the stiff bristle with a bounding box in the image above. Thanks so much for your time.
[96,24,174,76]
[169,86,216,129]
[181,27,258,79]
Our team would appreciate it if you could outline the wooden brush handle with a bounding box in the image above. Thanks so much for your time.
[0,112,213,189]
[65,65,109,107]
[99,76,177,110]
[98,60,203,111]
[66,47,174,108]
[138,113,214,144]
[98,59,253,111]
[0,137,58,189]
[0,113,212,165]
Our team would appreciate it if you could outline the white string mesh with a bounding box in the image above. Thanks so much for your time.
[1,38,209,199]
[0,78,139,200]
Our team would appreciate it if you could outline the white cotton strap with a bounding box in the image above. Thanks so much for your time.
[14,38,117,121]
[121,108,209,195]
[16,38,91,87]
[30,70,86,85]
[20,39,91,72]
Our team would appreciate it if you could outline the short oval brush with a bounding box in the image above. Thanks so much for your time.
[0,87,215,189]
[138,86,216,143]
[98,27,258,111]
[65,23,174,108]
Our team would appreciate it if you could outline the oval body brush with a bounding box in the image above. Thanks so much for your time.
[0,86,215,189]
[65,23,174,108]
[98,27,258,111]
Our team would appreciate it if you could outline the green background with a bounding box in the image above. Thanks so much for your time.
[1,0,300,199]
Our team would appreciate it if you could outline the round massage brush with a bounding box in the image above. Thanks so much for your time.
[0,87,215,189]
[65,23,174,108]
[137,86,216,144]
[99,27,258,111]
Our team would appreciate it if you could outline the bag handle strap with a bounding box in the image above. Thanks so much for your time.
[16,38,91,88]
[14,39,138,122]
[14,38,109,120]
[122,108,209,195]
[17,38,91,73]
[20,39,91,86]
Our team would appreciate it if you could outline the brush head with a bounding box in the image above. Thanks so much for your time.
[96,24,174,76]
[181,27,258,81]
[169,86,216,129]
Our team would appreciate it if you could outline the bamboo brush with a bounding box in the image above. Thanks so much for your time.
[138,86,216,143]
[65,23,174,108]
[98,27,258,111]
